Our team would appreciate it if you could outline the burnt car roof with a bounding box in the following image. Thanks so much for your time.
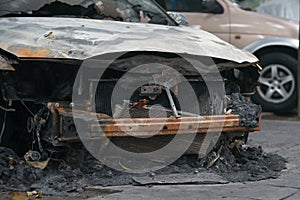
[0,0,95,16]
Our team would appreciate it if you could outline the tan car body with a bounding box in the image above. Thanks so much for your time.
[183,0,299,50]
[164,0,299,113]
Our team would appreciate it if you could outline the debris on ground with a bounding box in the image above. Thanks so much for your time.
[24,150,51,170]
[0,144,286,195]
[9,192,28,200]
[26,190,43,199]
[198,145,286,182]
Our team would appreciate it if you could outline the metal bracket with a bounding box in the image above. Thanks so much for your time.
[164,86,179,118]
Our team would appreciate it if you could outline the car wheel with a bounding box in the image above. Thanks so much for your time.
[252,52,298,114]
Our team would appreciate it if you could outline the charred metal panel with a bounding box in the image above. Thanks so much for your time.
[0,55,15,71]
[0,54,259,103]
[0,17,258,64]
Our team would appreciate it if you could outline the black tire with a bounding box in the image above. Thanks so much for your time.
[252,52,298,114]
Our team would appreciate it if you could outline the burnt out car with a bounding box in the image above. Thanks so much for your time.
[0,0,261,163]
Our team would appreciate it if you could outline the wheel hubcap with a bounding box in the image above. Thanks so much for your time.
[257,64,295,104]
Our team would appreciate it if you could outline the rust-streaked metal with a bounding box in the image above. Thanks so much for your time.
[95,115,260,137]
[52,105,260,142]
[13,48,52,58]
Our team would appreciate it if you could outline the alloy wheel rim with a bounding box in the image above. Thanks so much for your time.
[257,64,295,104]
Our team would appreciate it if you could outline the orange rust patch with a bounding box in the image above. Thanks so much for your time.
[13,48,52,58]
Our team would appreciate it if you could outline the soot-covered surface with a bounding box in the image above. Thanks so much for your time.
[226,93,262,128]
[0,144,285,195]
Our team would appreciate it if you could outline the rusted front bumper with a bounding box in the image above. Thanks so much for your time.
[45,103,260,145]
[95,115,260,137]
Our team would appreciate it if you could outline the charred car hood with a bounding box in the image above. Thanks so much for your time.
[0,17,258,63]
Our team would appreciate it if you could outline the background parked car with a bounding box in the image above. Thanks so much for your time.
[157,0,299,113]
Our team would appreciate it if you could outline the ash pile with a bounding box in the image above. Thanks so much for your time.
[0,143,285,195]
[196,144,286,182]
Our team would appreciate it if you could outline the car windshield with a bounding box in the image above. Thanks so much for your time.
[0,0,175,25]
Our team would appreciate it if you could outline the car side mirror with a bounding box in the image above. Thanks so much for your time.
[167,11,189,26]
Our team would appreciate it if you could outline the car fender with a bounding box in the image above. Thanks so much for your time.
[243,37,299,54]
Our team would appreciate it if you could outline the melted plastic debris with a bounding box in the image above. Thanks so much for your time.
[226,93,262,128]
